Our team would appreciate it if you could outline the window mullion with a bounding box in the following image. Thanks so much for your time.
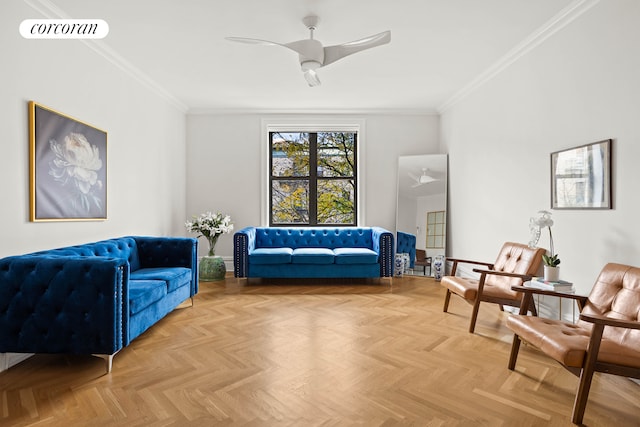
[309,132,318,226]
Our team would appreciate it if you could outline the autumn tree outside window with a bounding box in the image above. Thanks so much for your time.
[270,131,357,226]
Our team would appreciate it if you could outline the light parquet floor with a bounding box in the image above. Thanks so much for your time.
[1,275,639,426]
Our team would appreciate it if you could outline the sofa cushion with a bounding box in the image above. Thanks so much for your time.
[130,267,191,292]
[129,280,167,315]
[250,247,293,265]
[333,248,378,265]
[292,248,335,264]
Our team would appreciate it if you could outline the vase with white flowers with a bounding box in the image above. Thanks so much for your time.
[529,210,561,281]
[185,211,233,281]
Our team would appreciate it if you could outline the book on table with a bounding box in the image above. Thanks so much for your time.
[527,277,574,292]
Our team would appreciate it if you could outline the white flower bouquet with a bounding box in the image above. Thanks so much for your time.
[185,211,234,256]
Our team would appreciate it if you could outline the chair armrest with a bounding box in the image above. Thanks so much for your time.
[447,257,493,276]
[473,268,532,281]
[510,284,589,314]
[579,313,640,330]
[449,258,494,268]
[510,284,589,302]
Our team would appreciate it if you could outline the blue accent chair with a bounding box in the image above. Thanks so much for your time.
[396,231,416,269]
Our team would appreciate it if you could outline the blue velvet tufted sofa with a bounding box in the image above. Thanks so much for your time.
[0,236,197,373]
[233,227,394,279]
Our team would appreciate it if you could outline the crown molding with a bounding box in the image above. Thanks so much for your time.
[23,0,188,113]
[187,107,439,116]
[437,0,601,114]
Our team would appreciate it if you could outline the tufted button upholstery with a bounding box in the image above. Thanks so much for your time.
[254,227,374,249]
[0,256,126,355]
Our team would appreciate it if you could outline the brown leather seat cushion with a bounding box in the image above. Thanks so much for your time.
[506,315,640,368]
[441,276,478,300]
[442,276,521,301]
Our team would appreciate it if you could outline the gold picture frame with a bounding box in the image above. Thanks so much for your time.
[29,101,107,221]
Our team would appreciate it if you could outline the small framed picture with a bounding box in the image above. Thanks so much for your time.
[551,139,612,210]
[29,101,107,221]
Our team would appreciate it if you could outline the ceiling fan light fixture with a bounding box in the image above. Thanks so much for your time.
[419,175,436,184]
[301,60,321,71]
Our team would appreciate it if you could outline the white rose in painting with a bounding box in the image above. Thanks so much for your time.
[49,132,104,213]
[50,133,103,194]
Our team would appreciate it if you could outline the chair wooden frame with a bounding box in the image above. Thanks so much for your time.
[508,285,640,424]
[442,257,539,333]
[414,249,432,275]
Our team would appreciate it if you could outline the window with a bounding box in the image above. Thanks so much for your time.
[270,131,357,226]
[426,210,446,248]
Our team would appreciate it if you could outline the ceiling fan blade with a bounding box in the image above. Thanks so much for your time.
[304,69,321,87]
[225,36,281,46]
[227,37,323,63]
[411,182,424,188]
[323,30,390,66]
[407,172,420,182]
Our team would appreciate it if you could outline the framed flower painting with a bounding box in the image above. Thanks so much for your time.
[29,101,107,221]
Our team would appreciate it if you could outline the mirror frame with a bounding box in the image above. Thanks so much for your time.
[396,154,448,273]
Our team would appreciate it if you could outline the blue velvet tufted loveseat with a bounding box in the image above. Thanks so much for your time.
[0,236,197,373]
[233,227,394,279]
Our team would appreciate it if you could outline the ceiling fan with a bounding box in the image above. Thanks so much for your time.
[226,15,391,87]
[409,168,438,187]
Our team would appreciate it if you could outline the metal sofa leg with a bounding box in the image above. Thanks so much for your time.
[92,352,117,374]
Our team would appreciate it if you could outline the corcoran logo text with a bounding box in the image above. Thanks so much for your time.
[20,19,109,39]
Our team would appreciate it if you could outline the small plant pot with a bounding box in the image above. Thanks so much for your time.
[543,265,560,282]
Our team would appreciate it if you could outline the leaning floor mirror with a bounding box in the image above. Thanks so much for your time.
[396,154,448,276]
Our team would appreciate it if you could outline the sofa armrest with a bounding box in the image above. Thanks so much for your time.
[0,256,127,355]
[234,227,256,277]
[132,236,198,296]
[371,226,394,277]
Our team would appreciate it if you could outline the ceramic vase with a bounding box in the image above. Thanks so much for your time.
[402,253,410,274]
[199,255,226,281]
[543,265,560,282]
[394,254,405,277]
[433,255,445,281]
[200,234,225,281]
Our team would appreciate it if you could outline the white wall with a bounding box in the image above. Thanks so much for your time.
[186,113,440,259]
[440,0,640,294]
[0,1,187,259]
